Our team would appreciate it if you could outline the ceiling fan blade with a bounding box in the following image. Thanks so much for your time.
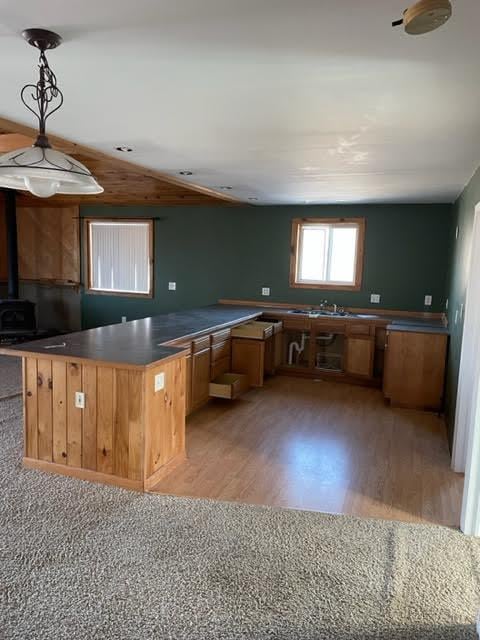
[392,18,404,27]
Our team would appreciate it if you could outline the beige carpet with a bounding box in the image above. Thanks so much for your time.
[0,354,21,399]
[0,395,479,639]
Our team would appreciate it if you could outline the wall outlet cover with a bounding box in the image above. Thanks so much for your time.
[370,294,381,304]
[154,372,165,392]
[424,295,432,306]
[121,316,127,323]
[261,287,271,296]
[75,391,85,409]
[168,282,176,291]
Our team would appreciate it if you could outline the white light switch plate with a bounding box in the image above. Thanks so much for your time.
[370,294,381,304]
[121,316,127,323]
[261,287,270,296]
[75,391,85,409]
[424,295,432,306]
[154,372,165,392]
[168,282,176,291]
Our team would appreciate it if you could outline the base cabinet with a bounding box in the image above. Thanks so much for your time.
[345,335,374,378]
[383,329,448,410]
[231,338,265,387]
[22,354,186,491]
[191,348,211,411]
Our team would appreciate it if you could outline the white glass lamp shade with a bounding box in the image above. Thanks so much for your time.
[0,145,103,198]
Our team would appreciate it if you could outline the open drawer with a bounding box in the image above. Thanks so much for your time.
[209,373,249,400]
[231,321,274,340]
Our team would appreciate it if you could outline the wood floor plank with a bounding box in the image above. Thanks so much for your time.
[150,376,463,527]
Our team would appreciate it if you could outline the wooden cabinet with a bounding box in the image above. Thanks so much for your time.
[191,348,211,411]
[232,337,265,387]
[383,329,448,411]
[185,354,192,415]
[345,335,374,378]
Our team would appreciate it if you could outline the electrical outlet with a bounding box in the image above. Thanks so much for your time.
[370,294,380,304]
[168,282,176,291]
[261,287,270,296]
[75,391,85,409]
[424,295,432,307]
[154,372,165,392]
[121,316,127,323]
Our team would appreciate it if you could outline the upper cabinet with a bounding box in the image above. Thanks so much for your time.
[0,201,80,285]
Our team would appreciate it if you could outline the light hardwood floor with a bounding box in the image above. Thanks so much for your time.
[151,376,464,526]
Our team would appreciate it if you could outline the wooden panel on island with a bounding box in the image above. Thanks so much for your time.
[22,355,186,491]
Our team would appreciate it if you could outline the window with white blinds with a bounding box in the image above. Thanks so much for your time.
[86,220,153,296]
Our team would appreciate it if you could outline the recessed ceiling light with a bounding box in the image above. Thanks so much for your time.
[179,170,193,176]
[116,146,132,152]
[218,186,233,190]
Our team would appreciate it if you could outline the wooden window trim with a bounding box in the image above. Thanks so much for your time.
[289,217,365,292]
[84,218,154,298]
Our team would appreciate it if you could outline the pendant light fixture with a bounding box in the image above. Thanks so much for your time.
[0,28,103,198]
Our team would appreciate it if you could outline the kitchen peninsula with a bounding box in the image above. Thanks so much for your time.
[1,302,448,491]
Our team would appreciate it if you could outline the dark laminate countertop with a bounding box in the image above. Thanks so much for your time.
[0,302,448,367]
[0,305,263,368]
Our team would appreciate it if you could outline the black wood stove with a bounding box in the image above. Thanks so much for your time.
[0,189,37,344]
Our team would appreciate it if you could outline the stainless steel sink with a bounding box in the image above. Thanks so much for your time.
[287,309,352,318]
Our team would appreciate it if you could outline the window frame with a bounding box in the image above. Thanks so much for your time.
[289,217,366,291]
[84,218,154,298]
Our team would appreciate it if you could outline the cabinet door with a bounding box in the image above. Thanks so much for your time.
[231,338,265,387]
[191,348,211,411]
[345,335,374,378]
[383,331,447,409]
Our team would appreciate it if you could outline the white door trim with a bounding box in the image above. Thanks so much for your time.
[454,204,480,535]
[452,205,480,472]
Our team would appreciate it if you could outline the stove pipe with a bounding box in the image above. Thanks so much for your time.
[3,189,19,300]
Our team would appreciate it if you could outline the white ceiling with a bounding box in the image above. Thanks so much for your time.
[0,0,479,204]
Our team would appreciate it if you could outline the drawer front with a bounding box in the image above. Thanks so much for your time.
[211,356,230,380]
[209,373,249,400]
[211,340,231,362]
[283,318,311,331]
[347,323,372,336]
[211,328,231,345]
[231,322,273,340]
[312,321,346,334]
[192,335,211,353]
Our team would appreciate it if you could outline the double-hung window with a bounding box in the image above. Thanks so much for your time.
[290,218,365,291]
[85,219,153,297]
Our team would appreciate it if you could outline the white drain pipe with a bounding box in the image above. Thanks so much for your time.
[288,332,307,365]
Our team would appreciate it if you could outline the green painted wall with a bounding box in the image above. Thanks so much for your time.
[445,167,480,448]
[81,203,452,329]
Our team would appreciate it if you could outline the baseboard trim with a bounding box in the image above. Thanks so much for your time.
[23,457,144,492]
[144,452,187,491]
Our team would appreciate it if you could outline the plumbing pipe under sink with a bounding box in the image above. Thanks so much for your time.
[288,332,308,365]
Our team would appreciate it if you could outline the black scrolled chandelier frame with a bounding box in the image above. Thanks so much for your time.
[7,28,92,177]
